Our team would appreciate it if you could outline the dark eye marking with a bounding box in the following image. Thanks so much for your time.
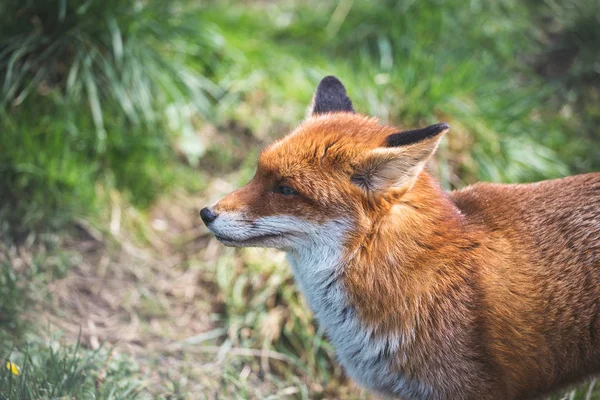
[273,185,298,196]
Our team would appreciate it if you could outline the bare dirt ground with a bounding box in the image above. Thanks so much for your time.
[44,190,219,393]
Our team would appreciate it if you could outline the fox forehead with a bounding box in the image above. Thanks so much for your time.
[258,113,396,177]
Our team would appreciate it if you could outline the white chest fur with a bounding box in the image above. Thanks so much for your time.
[285,227,429,398]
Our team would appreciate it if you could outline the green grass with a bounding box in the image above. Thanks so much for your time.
[0,334,143,399]
[0,0,222,236]
[1,0,599,398]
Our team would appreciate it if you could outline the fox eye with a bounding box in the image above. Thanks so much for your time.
[274,185,298,196]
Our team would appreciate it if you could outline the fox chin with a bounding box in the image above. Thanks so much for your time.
[201,75,600,400]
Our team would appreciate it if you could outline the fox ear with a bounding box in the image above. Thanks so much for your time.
[310,76,355,116]
[352,123,449,193]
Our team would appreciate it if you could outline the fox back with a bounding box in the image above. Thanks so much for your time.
[201,76,600,399]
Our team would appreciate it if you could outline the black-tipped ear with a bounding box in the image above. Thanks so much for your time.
[351,123,449,193]
[386,123,450,147]
[311,76,355,116]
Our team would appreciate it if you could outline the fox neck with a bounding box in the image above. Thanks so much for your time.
[285,220,351,328]
[286,217,415,394]
[344,172,474,332]
[285,172,470,395]
[286,172,471,335]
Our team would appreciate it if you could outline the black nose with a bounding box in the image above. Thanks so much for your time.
[200,207,217,225]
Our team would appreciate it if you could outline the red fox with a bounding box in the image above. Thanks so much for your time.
[201,76,600,399]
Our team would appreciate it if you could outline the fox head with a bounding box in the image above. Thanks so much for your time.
[201,76,449,251]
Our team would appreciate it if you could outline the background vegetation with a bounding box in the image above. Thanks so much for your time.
[0,0,598,398]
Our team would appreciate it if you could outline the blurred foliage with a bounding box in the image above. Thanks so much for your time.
[527,0,600,172]
[0,0,222,236]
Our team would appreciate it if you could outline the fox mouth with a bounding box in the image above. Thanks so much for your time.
[214,233,285,247]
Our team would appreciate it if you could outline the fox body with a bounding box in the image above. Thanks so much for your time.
[201,76,600,399]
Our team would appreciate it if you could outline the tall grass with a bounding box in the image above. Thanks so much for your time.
[0,0,222,236]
